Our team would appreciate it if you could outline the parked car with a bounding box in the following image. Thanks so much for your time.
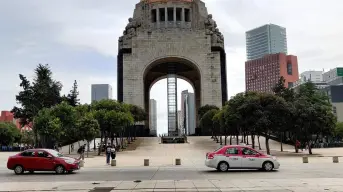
[205,145,280,172]
[7,149,80,175]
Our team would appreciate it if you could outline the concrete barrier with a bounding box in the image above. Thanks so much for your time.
[144,159,149,166]
[302,156,309,163]
[333,156,339,163]
[79,160,84,167]
[175,158,181,165]
[111,159,116,166]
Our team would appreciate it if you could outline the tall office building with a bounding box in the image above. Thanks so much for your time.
[246,24,287,60]
[91,84,112,102]
[245,53,299,93]
[177,110,183,134]
[180,90,196,136]
[149,99,157,136]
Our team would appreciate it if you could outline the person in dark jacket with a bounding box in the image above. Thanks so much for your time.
[105,143,111,165]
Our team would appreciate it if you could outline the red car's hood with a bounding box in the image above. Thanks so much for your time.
[59,156,78,161]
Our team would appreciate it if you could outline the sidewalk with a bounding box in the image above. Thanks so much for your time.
[2,178,343,191]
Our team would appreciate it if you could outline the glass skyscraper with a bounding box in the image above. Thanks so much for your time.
[246,24,288,60]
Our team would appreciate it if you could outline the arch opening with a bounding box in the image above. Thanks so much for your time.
[143,57,201,136]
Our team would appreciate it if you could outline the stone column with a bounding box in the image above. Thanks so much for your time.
[173,6,176,27]
[181,8,185,28]
[165,7,167,28]
[157,8,160,28]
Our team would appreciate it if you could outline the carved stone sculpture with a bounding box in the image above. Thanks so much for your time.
[123,17,142,40]
[205,14,217,33]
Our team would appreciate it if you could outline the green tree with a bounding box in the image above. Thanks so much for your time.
[77,113,100,157]
[12,64,62,146]
[91,99,133,154]
[200,109,219,140]
[213,109,226,145]
[334,122,343,140]
[21,130,35,146]
[0,122,21,146]
[128,104,147,140]
[50,102,79,146]
[64,80,80,107]
[291,82,336,154]
[198,105,219,121]
[34,108,63,148]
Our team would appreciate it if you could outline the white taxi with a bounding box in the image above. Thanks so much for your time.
[205,145,280,172]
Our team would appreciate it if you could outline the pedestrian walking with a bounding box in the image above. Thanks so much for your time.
[105,143,111,165]
[77,144,86,160]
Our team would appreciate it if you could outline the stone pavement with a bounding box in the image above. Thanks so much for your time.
[2,178,343,191]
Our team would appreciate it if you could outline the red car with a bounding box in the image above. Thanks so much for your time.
[7,149,81,174]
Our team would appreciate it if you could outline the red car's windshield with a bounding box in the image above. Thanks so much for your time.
[45,149,64,157]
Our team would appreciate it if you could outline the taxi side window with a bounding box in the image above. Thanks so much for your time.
[37,151,49,158]
[242,148,257,155]
[225,147,239,155]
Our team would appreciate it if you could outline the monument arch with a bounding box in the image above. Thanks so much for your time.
[117,0,228,136]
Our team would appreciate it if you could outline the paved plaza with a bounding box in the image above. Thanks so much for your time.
[1,137,343,191]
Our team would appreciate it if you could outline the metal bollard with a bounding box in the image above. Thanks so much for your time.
[175,158,181,165]
[144,159,149,166]
[302,156,309,163]
[333,156,339,163]
[111,159,116,166]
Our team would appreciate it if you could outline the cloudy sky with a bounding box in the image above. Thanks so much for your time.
[1,0,342,135]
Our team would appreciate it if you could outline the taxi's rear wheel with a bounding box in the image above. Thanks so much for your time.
[262,161,274,172]
[217,162,229,172]
[14,165,24,175]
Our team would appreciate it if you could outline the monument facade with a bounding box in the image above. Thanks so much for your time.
[117,0,227,134]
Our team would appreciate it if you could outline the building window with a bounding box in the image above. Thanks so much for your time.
[185,9,190,22]
[159,8,165,21]
[167,8,174,21]
[176,8,182,21]
[288,82,293,88]
[287,63,292,75]
[151,9,157,23]
[333,106,337,114]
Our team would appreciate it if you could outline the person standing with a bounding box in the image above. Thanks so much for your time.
[105,143,111,165]
[110,145,116,160]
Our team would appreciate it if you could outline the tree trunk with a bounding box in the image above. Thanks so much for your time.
[257,135,262,150]
[134,125,137,140]
[87,141,90,158]
[236,134,239,145]
[220,135,222,145]
[308,141,313,155]
[243,132,246,143]
[229,135,232,145]
[251,134,255,149]
[246,134,249,145]
[128,126,131,144]
[93,139,96,150]
[280,132,284,152]
[294,135,299,153]
[265,133,271,155]
[98,132,103,156]
[225,136,227,145]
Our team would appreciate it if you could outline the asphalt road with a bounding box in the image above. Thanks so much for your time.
[0,163,342,183]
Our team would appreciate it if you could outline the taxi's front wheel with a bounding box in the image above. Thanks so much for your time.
[262,161,274,172]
